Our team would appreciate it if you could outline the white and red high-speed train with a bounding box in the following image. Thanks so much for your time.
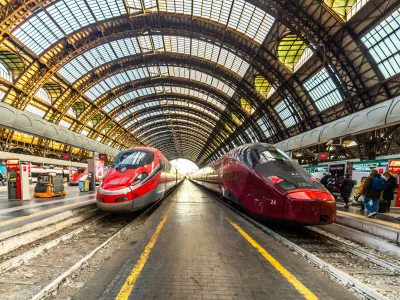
[96,147,182,213]
[191,143,336,225]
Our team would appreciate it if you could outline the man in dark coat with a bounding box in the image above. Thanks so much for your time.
[340,173,354,208]
[383,172,398,212]
[320,173,332,188]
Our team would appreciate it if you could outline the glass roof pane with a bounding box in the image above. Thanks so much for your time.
[362,8,400,79]
[274,99,299,128]
[59,36,249,83]
[304,68,343,111]
[12,0,126,55]
[84,65,236,101]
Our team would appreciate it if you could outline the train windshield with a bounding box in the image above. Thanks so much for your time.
[253,147,291,165]
[112,150,154,169]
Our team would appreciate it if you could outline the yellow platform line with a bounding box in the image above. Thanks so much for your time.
[0,199,95,228]
[227,217,318,300]
[338,211,400,229]
[115,201,175,300]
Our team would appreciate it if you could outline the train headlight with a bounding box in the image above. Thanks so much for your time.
[130,172,149,186]
[267,176,296,190]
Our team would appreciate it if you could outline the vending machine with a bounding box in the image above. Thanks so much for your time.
[6,158,30,200]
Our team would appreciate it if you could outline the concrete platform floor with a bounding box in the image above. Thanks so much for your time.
[337,204,400,227]
[80,181,356,300]
[0,185,96,231]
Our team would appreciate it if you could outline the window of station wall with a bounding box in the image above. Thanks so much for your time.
[274,99,299,128]
[303,68,342,111]
[34,88,52,104]
[361,8,400,79]
[59,120,72,129]
[0,62,12,82]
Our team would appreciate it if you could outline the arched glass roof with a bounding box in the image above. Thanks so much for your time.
[12,0,274,56]
[58,36,250,83]
[104,86,227,116]
[85,65,236,100]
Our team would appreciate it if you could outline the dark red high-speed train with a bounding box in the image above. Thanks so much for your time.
[191,143,336,225]
[97,147,182,213]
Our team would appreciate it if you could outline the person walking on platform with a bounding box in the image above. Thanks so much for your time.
[320,173,333,189]
[340,173,354,208]
[383,172,398,213]
[362,169,387,218]
[0,173,5,186]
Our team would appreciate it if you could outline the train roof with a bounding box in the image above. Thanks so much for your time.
[121,147,160,153]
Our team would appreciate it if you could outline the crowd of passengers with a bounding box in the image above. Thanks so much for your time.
[319,170,398,218]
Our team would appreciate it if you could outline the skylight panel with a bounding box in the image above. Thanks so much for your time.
[81,129,89,136]
[138,36,154,53]
[59,120,72,128]
[304,68,343,111]
[348,0,370,20]
[361,8,400,79]
[86,0,126,21]
[13,11,64,55]
[274,99,299,128]
[256,118,271,138]
[110,38,140,57]
[47,0,95,35]
[84,44,117,68]
[12,0,125,55]
[25,104,46,118]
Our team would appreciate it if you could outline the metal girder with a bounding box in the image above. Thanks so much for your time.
[118,105,220,131]
[130,114,218,138]
[140,124,212,141]
[154,137,204,154]
[146,131,208,149]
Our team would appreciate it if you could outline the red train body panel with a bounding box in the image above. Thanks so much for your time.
[191,143,336,225]
[96,147,182,213]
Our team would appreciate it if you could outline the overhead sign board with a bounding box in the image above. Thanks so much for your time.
[63,153,72,160]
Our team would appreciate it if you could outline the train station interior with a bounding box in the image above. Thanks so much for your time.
[0,0,399,299]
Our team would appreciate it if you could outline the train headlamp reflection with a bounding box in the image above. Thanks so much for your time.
[130,172,149,186]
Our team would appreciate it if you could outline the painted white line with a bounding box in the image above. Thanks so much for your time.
[0,194,96,215]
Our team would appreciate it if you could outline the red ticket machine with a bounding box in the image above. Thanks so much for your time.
[6,158,30,200]
[388,160,400,207]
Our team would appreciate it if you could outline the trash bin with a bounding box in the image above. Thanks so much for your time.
[78,180,84,192]
[83,180,89,192]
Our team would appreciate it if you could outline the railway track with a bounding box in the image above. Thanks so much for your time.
[0,186,179,300]
[195,183,400,300]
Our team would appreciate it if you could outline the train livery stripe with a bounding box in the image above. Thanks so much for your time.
[0,199,95,228]
[226,217,319,300]
[115,200,175,300]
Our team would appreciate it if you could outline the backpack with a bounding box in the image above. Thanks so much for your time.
[372,176,387,192]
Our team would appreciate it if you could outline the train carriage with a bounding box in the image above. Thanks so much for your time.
[191,143,336,225]
[96,147,182,213]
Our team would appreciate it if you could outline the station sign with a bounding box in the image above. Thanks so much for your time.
[99,153,107,161]
[388,160,400,174]
[318,153,329,160]
[63,153,72,160]
[6,159,20,171]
